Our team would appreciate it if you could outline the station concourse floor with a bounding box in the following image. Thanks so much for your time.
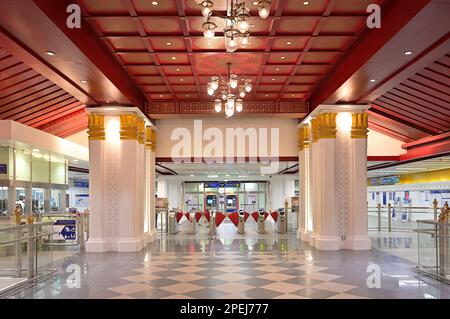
[5,220,450,299]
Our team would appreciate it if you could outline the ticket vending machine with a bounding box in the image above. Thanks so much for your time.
[205,194,217,212]
[226,194,238,213]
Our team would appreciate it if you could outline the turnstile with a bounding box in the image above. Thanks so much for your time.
[168,210,179,234]
[256,209,265,234]
[237,210,245,234]
[209,211,217,236]
[187,212,198,234]
[276,208,287,234]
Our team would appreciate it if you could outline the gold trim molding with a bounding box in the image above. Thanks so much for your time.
[351,112,369,139]
[120,113,140,141]
[317,112,337,140]
[298,125,310,150]
[87,113,105,141]
[146,126,157,151]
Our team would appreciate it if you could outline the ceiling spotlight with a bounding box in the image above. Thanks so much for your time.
[403,51,413,56]
[271,78,276,81]
[166,42,172,46]
[180,78,184,82]
[80,80,87,84]
[370,79,377,83]
[175,68,181,71]
[45,51,55,56]
[171,56,177,60]
[275,68,280,71]
[151,1,158,5]
[303,1,309,5]
[286,41,292,45]
[280,56,286,60]
[257,0,271,19]
[159,95,163,97]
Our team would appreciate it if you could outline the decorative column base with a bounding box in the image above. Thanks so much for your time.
[118,237,144,252]
[143,231,156,246]
[298,229,312,242]
[313,235,341,251]
[343,236,372,250]
[86,238,108,252]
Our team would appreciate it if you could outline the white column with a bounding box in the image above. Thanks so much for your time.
[346,113,371,250]
[299,106,371,251]
[144,126,156,244]
[298,125,312,241]
[86,109,153,253]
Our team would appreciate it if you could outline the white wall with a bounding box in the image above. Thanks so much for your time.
[155,118,299,158]
[367,129,406,156]
[270,175,296,210]
[65,129,89,148]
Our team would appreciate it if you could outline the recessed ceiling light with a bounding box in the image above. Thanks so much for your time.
[303,1,310,5]
[186,94,190,97]
[272,78,276,81]
[45,51,55,56]
[159,94,163,97]
[280,56,286,60]
[403,51,413,56]
[175,68,181,71]
[180,78,184,81]
[286,41,292,45]
[151,1,158,5]
[275,68,280,71]
[370,79,377,83]
[190,174,194,177]
[291,94,295,97]
[265,94,269,97]
[166,42,172,46]
[253,1,258,5]
[171,56,177,60]
[80,80,87,84]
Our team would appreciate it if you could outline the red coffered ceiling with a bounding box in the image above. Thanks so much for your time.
[79,0,383,102]
[0,0,447,144]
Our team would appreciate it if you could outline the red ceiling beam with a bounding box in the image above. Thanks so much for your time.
[309,0,432,110]
[400,132,450,161]
[33,0,146,110]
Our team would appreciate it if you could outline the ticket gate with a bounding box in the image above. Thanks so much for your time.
[168,210,180,234]
[185,210,202,234]
[276,208,287,234]
[237,210,245,234]
[256,210,266,234]
[205,210,217,236]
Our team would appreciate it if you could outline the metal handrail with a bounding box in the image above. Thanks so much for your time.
[0,231,59,246]
[0,221,54,232]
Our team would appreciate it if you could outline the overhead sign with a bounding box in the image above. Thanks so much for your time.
[369,176,400,186]
[204,182,241,188]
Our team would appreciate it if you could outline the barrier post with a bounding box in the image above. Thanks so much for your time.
[433,199,438,221]
[14,204,22,278]
[27,214,35,280]
[388,203,392,232]
[377,202,381,231]
[79,214,86,251]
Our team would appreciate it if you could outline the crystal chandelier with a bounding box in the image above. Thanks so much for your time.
[208,63,252,118]
[196,0,272,53]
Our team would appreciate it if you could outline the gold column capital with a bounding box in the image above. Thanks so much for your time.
[87,113,105,141]
[120,113,139,141]
[311,117,319,143]
[317,112,337,140]
[351,112,369,139]
[146,126,157,151]
[298,125,310,150]
[137,118,145,144]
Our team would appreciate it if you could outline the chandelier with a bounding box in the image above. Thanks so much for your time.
[196,0,272,53]
[208,63,253,118]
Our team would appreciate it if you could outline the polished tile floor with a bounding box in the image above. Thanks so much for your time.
[4,231,449,299]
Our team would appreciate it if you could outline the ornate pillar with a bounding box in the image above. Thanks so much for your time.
[145,126,157,243]
[299,105,370,251]
[86,108,152,252]
[297,124,312,242]
[346,113,371,250]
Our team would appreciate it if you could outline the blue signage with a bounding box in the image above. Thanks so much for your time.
[54,220,77,240]
[73,180,89,188]
[204,182,241,188]
[0,164,7,174]
[369,176,400,186]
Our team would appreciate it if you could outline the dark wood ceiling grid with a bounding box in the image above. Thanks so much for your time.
[0,45,86,134]
[371,53,450,138]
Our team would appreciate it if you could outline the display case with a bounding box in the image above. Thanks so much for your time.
[416,220,449,284]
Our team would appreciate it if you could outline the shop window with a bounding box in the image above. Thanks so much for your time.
[32,188,45,213]
[15,150,31,181]
[51,189,62,212]
[0,186,8,217]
